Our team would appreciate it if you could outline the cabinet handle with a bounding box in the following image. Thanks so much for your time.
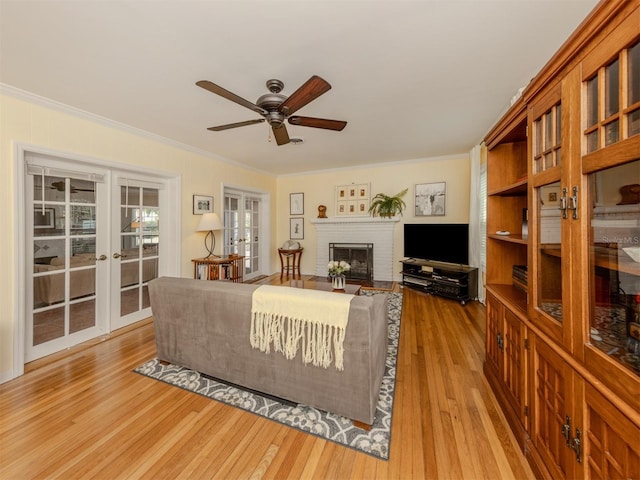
[559,187,569,219]
[496,333,504,352]
[567,186,579,220]
[570,428,582,463]
[561,416,572,447]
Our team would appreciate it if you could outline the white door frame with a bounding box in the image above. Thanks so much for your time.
[12,142,181,379]
[221,183,271,279]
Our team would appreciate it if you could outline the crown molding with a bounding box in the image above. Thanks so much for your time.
[0,83,275,177]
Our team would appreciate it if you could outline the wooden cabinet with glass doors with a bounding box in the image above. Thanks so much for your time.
[484,1,640,478]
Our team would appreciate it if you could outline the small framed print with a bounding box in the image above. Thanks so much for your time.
[290,217,304,239]
[290,192,304,215]
[193,194,213,214]
[336,183,370,216]
[415,182,446,216]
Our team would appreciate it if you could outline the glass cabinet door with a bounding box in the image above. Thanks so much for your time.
[587,161,640,378]
[581,35,640,402]
[530,89,570,345]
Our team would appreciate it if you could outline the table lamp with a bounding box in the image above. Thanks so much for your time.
[197,212,223,258]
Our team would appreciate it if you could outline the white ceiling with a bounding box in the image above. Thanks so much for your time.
[0,0,599,176]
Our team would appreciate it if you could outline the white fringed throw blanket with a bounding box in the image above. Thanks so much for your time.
[250,285,354,370]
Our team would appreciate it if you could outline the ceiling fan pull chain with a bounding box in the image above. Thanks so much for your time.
[267,124,272,143]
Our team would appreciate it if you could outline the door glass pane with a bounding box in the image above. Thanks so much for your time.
[586,76,599,128]
[537,181,563,322]
[121,260,139,287]
[33,306,65,345]
[34,238,65,272]
[33,175,65,202]
[589,160,640,376]
[33,272,64,308]
[605,59,619,119]
[70,206,96,235]
[121,185,140,206]
[121,288,138,316]
[142,188,159,207]
[72,237,95,257]
[69,179,95,203]
[69,300,96,334]
[630,41,640,105]
[33,204,64,237]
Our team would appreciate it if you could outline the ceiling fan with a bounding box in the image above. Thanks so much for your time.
[196,75,347,146]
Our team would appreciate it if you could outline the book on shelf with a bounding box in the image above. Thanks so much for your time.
[512,264,528,292]
[197,264,208,280]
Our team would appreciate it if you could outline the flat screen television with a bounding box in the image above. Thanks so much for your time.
[404,223,469,265]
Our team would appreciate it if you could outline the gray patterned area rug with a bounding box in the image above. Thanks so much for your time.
[134,290,402,460]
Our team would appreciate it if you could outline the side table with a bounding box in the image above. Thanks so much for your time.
[192,256,244,283]
[278,248,303,279]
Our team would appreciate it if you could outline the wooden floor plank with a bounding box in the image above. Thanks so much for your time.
[0,275,535,479]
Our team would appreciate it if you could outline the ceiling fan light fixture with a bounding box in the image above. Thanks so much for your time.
[290,137,304,145]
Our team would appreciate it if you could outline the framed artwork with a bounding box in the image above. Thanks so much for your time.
[415,182,446,216]
[336,183,370,216]
[34,207,55,228]
[290,217,304,239]
[193,195,213,214]
[290,192,304,215]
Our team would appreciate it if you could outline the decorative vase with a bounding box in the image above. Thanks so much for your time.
[331,274,346,291]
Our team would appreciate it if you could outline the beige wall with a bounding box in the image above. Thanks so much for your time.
[275,156,471,278]
[0,93,277,379]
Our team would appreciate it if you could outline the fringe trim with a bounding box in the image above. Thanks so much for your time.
[250,312,346,370]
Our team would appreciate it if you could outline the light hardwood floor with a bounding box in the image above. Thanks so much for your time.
[0,276,535,479]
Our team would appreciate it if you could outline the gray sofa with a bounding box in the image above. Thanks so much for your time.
[148,277,389,425]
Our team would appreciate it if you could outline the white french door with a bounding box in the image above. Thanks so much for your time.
[110,175,161,330]
[26,161,109,361]
[23,154,175,363]
[223,189,263,281]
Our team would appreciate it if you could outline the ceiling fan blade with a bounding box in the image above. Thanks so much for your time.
[288,116,347,131]
[196,80,267,115]
[272,124,290,146]
[279,75,331,116]
[207,119,266,131]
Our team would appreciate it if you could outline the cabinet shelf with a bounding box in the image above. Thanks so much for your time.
[488,178,528,197]
[486,283,528,315]
[487,233,528,245]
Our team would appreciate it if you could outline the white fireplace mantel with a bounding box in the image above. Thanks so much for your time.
[311,216,400,281]
[310,216,400,225]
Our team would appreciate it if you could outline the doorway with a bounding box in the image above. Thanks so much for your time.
[223,187,270,281]
[20,150,179,364]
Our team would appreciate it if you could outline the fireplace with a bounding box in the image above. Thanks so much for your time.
[311,216,399,282]
[329,243,373,281]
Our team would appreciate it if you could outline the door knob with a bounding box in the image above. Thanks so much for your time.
[113,252,128,259]
[97,254,107,261]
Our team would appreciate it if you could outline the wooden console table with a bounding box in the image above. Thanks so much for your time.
[192,256,244,283]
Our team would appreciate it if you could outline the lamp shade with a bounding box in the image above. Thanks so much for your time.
[197,212,223,232]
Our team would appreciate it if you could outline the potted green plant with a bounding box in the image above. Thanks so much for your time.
[368,188,408,218]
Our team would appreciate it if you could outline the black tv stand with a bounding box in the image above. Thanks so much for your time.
[401,259,478,305]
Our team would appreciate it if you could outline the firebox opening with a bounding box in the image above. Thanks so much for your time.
[329,243,374,282]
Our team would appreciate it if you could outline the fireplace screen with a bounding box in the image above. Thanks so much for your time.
[329,243,373,281]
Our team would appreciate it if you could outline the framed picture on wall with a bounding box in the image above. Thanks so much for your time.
[193,194,213,214]
[336,183,370,216]
[415,182,446,216]
[290,217,304,239]
[290,192,304,215]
